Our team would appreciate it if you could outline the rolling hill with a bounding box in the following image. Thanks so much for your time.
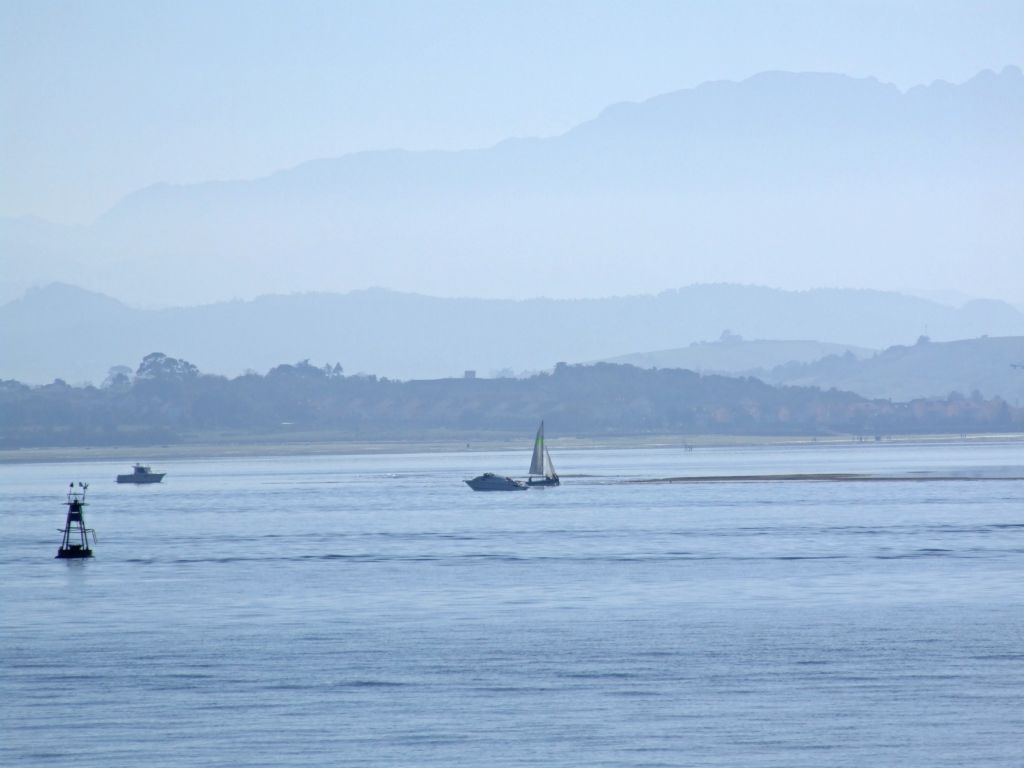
[762,336,1024,404]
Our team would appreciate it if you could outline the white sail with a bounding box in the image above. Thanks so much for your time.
[529,421,545,476]
[544,447,557,479]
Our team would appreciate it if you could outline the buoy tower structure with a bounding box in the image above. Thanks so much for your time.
[56,482,95,559]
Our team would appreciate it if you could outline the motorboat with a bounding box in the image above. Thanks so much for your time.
[464,472,528,491]
[116,463,165,484]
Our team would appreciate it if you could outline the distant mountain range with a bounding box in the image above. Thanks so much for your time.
[4,282,1024,386]
[602,336,877,374]
[603,334,1024,404]
[762,336,1024,404]
[1,66,1022,306]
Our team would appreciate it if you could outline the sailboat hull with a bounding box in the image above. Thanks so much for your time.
[526,477,560,487]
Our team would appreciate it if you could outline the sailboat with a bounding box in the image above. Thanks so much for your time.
[526,421,560,487]
[464,420,560,491]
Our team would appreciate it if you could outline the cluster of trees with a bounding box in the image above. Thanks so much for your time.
[1,353,1021,448]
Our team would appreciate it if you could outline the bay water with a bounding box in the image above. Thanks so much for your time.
[3,440,1023,766]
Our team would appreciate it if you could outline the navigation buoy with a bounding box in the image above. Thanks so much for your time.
[56,482,95,559]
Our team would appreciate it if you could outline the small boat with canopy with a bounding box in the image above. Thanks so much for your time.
[116,464,165,484]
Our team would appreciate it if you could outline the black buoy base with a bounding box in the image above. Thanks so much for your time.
[56,545,93,559]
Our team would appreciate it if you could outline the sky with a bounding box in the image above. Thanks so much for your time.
[2,0,1023,225]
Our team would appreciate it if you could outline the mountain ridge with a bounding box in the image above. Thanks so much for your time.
[4,282,1024,387]
[2,67,1021,306]
[20,66,1024,228]
[602,333,1024,403]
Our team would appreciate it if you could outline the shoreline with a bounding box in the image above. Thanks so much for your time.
[627,470,1024,484]
[2,432,1022,465]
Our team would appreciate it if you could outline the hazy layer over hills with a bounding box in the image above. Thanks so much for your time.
[1,67,1021,307]
[3,283,1024,385]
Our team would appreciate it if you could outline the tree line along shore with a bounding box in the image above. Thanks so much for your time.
[1,353,1020,450]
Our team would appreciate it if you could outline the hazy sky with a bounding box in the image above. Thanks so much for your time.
[2,0,1022,225]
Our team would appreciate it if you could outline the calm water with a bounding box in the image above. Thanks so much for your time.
[3,441,1024,766]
